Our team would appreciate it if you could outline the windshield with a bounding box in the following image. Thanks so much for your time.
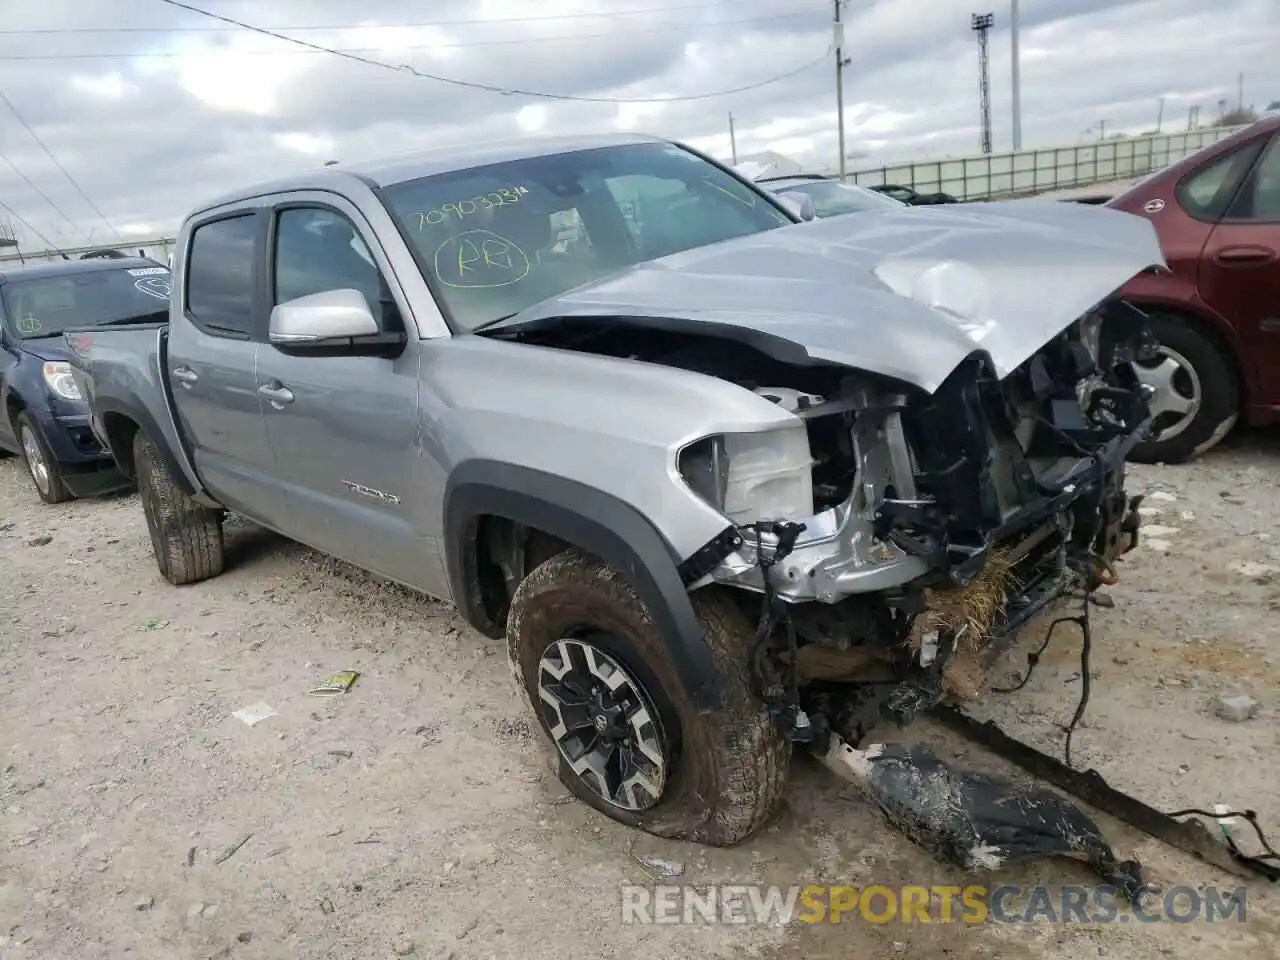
[767,180,905,218]
[379,141,792,332]
[1,265,171,340]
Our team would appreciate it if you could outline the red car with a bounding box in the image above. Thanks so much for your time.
[1107,116,1280,462]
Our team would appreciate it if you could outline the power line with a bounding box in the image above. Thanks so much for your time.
[0,149,88,241]
[149,0,831,104]
[0,196,62,251]
[2,3,790,33]
[0,12,828,61]
[0,91,124,241]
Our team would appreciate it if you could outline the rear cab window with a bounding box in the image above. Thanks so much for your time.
[0,264,171,341]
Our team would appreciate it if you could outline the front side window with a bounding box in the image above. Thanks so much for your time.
[1,265,170,340]
[186,214,258,337]
[379,142,792,332]
[272,206,401,329]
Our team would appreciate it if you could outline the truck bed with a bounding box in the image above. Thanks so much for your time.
[62,323,204,496]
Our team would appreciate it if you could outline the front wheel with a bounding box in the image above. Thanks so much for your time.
[507,550,791,846]
[17,414,72,504]
[1129,313,1239,465]
[133,430,225,585]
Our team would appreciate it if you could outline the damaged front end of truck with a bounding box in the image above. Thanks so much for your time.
[679,295,1157,746]
[498,200,1167,748]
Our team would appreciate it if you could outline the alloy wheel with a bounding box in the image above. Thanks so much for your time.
[20,426,51,497]
[1135,345,1202,442]
[535,635,668,812]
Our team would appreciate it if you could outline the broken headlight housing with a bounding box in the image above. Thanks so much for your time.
[1077,310,1104,363]
[678,425,815,524]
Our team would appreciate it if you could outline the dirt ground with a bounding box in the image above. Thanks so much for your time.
[2,430,1278,960]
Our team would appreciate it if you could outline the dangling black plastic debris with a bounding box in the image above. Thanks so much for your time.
[819,737,1145,902]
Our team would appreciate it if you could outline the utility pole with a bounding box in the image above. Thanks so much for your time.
[1010,0,1022,150]
[971,13,994,154]
[1238,72,1244,111]
[728,112,738,164]
[1156,97,1164,134]
[1097,119,1106,140]
[834,0,849,180]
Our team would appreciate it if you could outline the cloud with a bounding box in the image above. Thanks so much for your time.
[0,0,1276,247]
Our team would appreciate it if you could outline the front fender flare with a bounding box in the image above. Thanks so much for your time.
[444,460,725,711]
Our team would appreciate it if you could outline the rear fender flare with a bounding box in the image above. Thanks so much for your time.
[94,396,197,498]
[444,460,725,711]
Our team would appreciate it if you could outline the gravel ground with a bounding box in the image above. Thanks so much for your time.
[1,430,1277,960]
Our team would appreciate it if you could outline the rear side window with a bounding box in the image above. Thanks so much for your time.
[1176,141,1264,221]
[186,214,258,339]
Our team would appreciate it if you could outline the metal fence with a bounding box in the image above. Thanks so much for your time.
[842,124,1252,200]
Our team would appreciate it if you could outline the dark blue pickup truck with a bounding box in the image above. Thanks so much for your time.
[0,257,170,503]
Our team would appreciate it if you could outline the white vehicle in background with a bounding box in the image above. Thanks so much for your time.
[755,173,907,219]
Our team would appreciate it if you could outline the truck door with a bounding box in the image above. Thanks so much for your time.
[167,210,287,529]
[1198,132,1280,409]
[254,198,443,594]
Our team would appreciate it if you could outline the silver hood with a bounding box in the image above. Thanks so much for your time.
[503,199,1165,394]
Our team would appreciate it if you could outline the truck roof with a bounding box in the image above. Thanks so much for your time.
[193,132,672,215]
[0,256,164,286]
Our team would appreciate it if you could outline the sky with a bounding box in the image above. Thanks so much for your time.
[0,0,1277,249]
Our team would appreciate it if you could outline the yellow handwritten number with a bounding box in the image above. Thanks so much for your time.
[411,186,531,231]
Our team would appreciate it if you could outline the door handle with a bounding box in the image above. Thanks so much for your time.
[171,366,198,385]
[1213,245,1277,266]
[258,382,295,405]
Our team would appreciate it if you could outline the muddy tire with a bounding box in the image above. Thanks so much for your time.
[508,549,790,846]
[17,413,72,504]
[1129,314,1239,465]
[133,430,224,585]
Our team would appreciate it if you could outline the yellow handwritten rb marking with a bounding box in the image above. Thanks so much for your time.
[481,237,512,269]
[433,229,531,288]
[457,239,481,275]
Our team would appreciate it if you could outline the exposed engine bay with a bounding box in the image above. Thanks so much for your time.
[511,295,1158,743]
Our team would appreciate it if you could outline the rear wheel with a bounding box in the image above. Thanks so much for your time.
[17,414,72,504]
[1129,313,1239,464]
[507,550,791,846]
[133,430,225,585]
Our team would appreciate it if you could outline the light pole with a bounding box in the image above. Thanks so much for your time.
[1010,0,1022,150]
[834,0,849,180]
[971,13,994,155]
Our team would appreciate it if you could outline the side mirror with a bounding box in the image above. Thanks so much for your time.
[269,288,404,358]
[777,191,818,222]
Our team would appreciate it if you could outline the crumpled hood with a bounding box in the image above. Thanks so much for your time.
[19,338,73,363]
[504,199,1165,393]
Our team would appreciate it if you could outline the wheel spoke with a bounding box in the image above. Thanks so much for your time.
[1155,389,1194,416]
[1143,356,1180,395]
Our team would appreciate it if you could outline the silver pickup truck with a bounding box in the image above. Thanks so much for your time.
[65,133,1161,847]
